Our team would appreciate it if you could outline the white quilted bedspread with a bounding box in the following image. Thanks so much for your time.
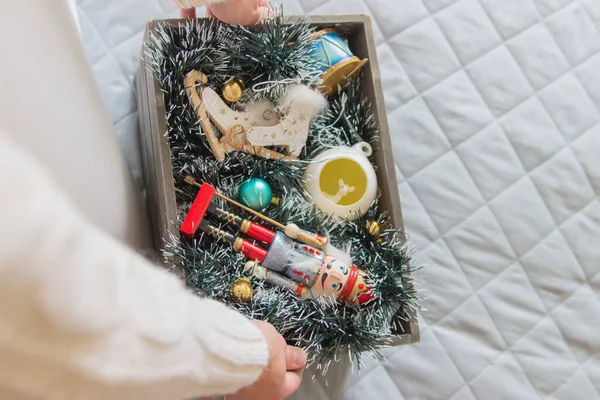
[78,0,600,398]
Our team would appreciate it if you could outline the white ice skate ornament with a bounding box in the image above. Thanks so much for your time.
[184,71,327,162]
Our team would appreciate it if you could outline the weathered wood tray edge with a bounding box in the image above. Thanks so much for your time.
[135,14,420,346]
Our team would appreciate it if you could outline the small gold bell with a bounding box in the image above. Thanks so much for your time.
[230,277,253,304]
[365,220,385,243]
[222,78,245,103]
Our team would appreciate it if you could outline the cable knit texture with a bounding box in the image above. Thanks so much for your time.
[0,130,268,400]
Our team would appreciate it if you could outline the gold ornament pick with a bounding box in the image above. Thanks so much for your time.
[230,277,253,303]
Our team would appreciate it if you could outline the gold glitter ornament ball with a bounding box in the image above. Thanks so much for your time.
[230,277,253,303]
[222,78,245,102]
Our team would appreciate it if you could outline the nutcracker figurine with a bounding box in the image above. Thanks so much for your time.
[181,178,373,306]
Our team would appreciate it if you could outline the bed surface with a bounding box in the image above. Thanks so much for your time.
[77,0,600,398]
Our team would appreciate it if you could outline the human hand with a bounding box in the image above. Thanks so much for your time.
[207,0,271,26]
[226,320,306,400]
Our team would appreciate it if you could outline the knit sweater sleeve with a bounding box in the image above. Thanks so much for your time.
[0,130,268,400]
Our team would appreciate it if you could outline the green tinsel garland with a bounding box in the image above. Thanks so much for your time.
[146,15,421,369]
[226,14,321,104]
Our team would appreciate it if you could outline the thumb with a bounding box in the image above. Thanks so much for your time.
[285,346,307,370]
[282,370,303,398]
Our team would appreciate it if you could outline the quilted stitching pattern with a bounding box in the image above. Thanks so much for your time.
[78,0,600,398]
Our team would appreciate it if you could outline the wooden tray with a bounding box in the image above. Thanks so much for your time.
[135,14,419,347]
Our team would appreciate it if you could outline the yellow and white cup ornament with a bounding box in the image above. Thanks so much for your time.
[304,142,378,220]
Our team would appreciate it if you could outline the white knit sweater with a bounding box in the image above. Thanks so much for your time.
[0,130,268,399]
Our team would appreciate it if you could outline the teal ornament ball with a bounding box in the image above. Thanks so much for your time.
[238,178,273,211]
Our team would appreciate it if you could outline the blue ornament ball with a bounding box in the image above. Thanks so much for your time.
[238,178,273,211]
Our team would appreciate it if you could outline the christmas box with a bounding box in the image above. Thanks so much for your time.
[136,14,419,360]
